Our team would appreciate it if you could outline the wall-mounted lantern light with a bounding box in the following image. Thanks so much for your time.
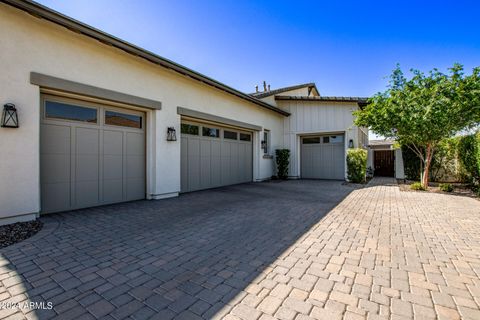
[261,140,267,151]
[348,139,354,148]
[166,127,177,141]
[1,103,19,128]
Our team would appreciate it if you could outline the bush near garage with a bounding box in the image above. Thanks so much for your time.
[275,149,290,180]
[346,148,367,183]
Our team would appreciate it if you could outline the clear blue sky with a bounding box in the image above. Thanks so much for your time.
[36,0,479,98]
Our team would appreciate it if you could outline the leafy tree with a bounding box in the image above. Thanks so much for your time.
[355,64,480,188]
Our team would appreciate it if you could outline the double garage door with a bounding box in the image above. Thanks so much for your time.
[40,95,145,213]
[301,134,345,180]
[181,120,253,192]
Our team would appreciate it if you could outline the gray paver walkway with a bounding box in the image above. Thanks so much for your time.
[1,178,480,320]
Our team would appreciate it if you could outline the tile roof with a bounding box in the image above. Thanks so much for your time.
[275,95,369,106]
[369,139,396,146]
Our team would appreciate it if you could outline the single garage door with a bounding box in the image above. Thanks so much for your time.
[181,121,253,192]
[40,95,145,213]
[301,134,345,180]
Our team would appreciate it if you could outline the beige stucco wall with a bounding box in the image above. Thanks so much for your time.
[277,100,361,178]
[0,4,284,221]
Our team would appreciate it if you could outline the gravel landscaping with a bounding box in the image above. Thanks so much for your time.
[398,179,479,199]
[0,220,43,249]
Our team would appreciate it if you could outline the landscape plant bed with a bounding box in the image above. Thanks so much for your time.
[0,220,43,249]
[397,180,478,199]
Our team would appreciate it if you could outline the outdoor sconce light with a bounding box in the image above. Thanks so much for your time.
[348,139,354,148]
[1,103,19,128]
[166,127,177,141]
[261,140,267,150]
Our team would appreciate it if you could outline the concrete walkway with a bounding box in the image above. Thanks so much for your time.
[1,178,479,320]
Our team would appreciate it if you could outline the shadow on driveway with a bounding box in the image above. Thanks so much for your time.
[0,180,355,319]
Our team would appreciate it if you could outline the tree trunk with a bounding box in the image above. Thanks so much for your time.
[422,144,433,189]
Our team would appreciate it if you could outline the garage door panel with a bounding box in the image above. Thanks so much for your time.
[75,180,99,208]
[126,132,145,156]
[42,182,71,213]
[187,138,201,191]
[103,130,123,155]
[103,178,123,203]
[180,137,188,191]
[126,178,144,200]
[41,124,70,154]
[41,154,70,184]
[200,140,212,189]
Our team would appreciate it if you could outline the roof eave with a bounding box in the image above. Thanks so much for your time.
[275,95,369,107]
[3,0,289,116]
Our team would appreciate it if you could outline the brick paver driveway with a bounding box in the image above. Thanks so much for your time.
[1,178,480,320]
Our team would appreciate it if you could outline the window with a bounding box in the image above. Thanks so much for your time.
[224,130,238,140]
[303,137,320,144]
[323,136,330,144]
[263,130,270,154]
[45,101,97,123]
[239,133,251,141]
[181,124,199,135]
[202,127,220,138]
[330,135,344,143]
[105,111,142,128]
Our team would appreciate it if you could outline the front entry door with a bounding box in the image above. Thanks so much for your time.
[374,150,395,177]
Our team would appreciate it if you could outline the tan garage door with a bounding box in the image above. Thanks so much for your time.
[40,95,145,213]
[180,120,253,192]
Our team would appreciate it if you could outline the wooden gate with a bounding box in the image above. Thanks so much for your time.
[374,150,395,177]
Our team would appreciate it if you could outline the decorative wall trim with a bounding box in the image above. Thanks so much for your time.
[30,72,162,110]
[177,107,262,131]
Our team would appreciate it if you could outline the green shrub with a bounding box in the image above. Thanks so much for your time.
[439,183,454,192]
[402,138,461,182]
[410,182,425,191]
[430,138,460,182]
[275,149,290,180]
[346,148,367,183]
[458,133,480,185]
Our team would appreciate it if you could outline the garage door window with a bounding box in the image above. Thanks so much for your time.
[303,137,320,144]
[45,101,97,123]
[105,111,142,128]
[224,130,238,140]
[202,127,220,138]
[181,124,199,135]
[240,133,251,141]
[330,135,344,143]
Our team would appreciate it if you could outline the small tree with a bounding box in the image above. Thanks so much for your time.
[355,64,480,188]
[275,149,290,179]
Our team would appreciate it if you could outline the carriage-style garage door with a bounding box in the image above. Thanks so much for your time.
[40,95,145,213]
[301,134,345,180]
[181,120,253,192]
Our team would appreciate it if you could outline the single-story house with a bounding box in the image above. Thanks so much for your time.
[367,140,405,179]
[0,0,369,225]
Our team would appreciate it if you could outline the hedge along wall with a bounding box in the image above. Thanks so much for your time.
[401,137,463,182]
[458,132,480,187]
